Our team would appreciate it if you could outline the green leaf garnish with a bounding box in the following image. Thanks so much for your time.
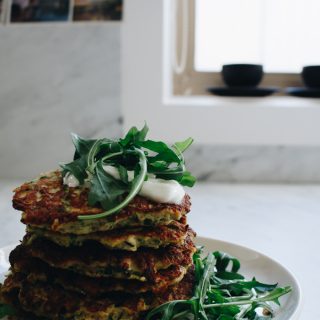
[0,303,16,318]
[60,124,195,220]
[71,133,96,160]
[87,161,127,210]
[60,157,88,185]
[174,137,194,154]
[145,250,292,320]
[79,148,147,220]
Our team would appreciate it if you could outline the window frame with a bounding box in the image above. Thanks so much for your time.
[122,0,320,146]
[173,0,302,95]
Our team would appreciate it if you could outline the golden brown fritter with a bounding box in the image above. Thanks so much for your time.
[11,255,190,295]
[11,230,196,283]
[13,171,191,234]
[1,269,195,320]
[26,218,190,251]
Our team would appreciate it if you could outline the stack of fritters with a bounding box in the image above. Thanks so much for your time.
[1,171,196,320]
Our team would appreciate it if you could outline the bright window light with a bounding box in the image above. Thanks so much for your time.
[195,0,320,73]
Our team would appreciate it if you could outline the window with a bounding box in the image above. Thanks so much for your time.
[173,0,320,95]
[196,0,320,73]
[123,0,320,146]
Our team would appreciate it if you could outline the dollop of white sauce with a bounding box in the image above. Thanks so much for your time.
[139,178,185,204]
[103,165,185,204]
[63,166,186,204]
[63,172,80,188]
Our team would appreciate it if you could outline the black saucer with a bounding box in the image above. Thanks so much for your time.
[207,87,279,97]
[286,87,320,98]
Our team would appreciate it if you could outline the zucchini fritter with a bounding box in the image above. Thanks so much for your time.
[26,218,190,251]
[13,171,191,234]
[11,231,196,282]
[8,165,197,320]
[2,269,195,320]
[11,255,190,295]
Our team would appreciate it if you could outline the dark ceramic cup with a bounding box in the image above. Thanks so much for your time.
[302,66,320,88]
[222,64,263,87]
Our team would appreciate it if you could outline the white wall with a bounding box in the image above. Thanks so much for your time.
[0,23,122,179]
[0,20,319,183]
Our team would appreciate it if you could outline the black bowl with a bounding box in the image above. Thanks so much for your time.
[302,66,320,88]
[222,64,263,87]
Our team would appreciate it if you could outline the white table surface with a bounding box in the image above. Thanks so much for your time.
[1,180,320,319]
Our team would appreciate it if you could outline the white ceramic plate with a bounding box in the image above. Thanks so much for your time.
[197,237,302,320]
[0,237,302,319]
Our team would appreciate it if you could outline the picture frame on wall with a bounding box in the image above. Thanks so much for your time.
[73,0,122,22]
[10,0,71,22]
[0,0,5,23]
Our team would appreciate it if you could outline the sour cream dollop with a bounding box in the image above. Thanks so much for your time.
[139,178,185,204]
[63,172,80,188]
[103,165,185,204]
[63,166,186,205]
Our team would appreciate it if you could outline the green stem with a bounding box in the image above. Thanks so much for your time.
[87,139,103,173]
[101,151,123,163]
[172,144,186,171]
[78,148,147,220]
[171,310,192,319]
[235,304,253,319]
[87,151,124,173]
[203,287,291,309]
[224,294,253,302]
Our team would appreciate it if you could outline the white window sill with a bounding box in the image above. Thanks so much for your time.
[165,95,320,109]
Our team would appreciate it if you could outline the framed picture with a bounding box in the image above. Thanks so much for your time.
[73,0,122,22]
[0,0,4,23]
[10,0,70,22]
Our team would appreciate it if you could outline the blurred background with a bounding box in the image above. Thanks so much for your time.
[1,0,320,182]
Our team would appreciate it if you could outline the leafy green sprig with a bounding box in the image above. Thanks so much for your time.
[145,250,292,320]
[60,124,196,220]
[0,302,16,318]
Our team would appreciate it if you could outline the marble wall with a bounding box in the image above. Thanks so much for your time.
[0,24,122,179]
[0,24,320,182]
[185,144,320,183]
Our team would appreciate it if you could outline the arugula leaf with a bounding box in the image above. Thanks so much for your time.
[196,253,216,320]
[177,171,196,187]
[204,286,291,309]
[0,303,16,318]
[255,287,292,306]
[215,316,236,320]
[214,279,277,297]
[213,251,241,273]
[88,161,127,210]
[60,157,88,184]
[145,250,292,320]
[62,123,196,220]
[117,165,129,184]
[78,148,147,220]
[215,271,244,281]
[145,299,197,320]
[120,123,149,147]
[150,166,196,187]
[71,133,96,160]
[140,140,181,163]
[195,253,216,302]
[174,137,194,154]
